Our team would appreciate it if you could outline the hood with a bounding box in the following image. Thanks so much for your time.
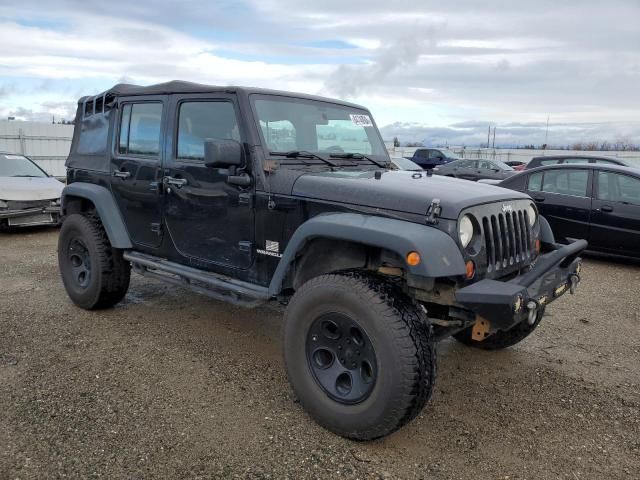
[0,176,65,201]
[292,170,530,219]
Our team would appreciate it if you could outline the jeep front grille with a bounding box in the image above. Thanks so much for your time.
[481,209,533,273]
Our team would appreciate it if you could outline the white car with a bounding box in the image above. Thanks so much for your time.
[0,153,64,229]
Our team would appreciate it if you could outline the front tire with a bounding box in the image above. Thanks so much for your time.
[283,272,436,440]
[58,213,130,310]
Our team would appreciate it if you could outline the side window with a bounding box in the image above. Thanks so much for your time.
[540,159,560,166]
[118,103,163,156]
[594,159,615,165]
[542,169,588,197]
[415,150,428,158]
[597,172,640,205]
[428,150,441,159]
[564,158,590,164]
[178,101,240,160]
[478,160,491,169]
[528,172,543,191]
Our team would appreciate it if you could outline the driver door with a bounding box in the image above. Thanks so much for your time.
[162,93,254,270]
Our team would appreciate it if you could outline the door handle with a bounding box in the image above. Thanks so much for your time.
[600,205,613,212]
[532,195,545,202]
[113,170,131,179]
[163,176,188,188]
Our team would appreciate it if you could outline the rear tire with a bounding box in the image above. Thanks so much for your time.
[58,213,130,309]
[453,309,545,350]
[283,271,436,440]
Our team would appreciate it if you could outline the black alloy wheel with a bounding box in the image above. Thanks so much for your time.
[67,237,92,289]
[306,313,377,404]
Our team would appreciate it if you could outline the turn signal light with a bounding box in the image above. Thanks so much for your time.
[535,239,541,254]
[406,251,421,266]
[465,260,475,279]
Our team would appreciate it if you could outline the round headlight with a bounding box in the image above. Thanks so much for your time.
[458,215,474,248]
[527,203,537,226]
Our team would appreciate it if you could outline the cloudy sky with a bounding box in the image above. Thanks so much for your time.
[1,0,639,146]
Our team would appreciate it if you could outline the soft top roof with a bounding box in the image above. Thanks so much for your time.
[80,80,367,110]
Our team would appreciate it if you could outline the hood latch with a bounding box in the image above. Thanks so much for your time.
[426,198,442,225]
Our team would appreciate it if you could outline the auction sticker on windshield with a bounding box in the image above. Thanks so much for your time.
[350,114,373,127]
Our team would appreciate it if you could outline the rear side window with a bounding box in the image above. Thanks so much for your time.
[528,172,543,191]
[539,159,561,166]
[597,172,640,205]
[564,158,590,164]
[118,103,163,156]
[177,101,240,160]
[541,169,589,197]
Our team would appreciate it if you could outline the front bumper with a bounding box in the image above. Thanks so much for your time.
[0,205,61,225]
[454,239,587,331]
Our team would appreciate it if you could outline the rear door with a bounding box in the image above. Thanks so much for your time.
[453,160,478,179]
[162,93,254,269]
[525,168,592,242]
[110,96,167,248]
[590,170,640,257]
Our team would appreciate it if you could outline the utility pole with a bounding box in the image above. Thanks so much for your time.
[492,127,496,149]
[487,126,491,148]
[544,115,550,149]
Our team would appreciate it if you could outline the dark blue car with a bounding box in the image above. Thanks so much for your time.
[404,148,460,169]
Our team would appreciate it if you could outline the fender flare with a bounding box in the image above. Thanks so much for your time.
[268,213,466,295]
[61,182,132,248]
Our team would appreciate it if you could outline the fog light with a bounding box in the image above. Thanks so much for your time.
[526,300,538,325]
[465,260,475,279]
[406,251,421,266]
[569,274,579,294]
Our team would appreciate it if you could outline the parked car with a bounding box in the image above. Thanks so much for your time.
[504,160,528,171]
[525,155,630,170]
[434,158,518,182]
[58,80,585,440]
[404,148,460,169]
[0,152,63,229]
[498,163,640,258]
[389,157,423,171]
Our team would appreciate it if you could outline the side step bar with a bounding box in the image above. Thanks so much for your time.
[123,251,271,308]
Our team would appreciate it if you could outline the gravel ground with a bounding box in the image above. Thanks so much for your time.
[1,228,639,479]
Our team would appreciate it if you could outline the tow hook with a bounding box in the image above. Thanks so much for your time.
[569,274,580,294]
[526,300,539,325]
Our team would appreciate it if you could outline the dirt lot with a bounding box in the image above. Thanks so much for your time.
[1,229,638,479]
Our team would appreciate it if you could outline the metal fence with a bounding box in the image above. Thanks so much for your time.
[0,121,73,177]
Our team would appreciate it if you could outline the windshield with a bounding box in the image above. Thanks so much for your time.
[439,149,458,158]
[494,160,514,171]
[0,154,48,177]
[251,95,388,165]
[391,157,422,171]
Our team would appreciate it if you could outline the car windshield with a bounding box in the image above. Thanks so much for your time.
[439,149,458,158]
[391,157,422,171]
[493,160,514,171]
[0,154,48,177]
[251,95,389,167]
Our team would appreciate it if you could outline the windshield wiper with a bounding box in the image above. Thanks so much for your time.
[329,152,389,169]
[270,150,339,168]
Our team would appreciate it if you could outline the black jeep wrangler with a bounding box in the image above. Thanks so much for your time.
[59,81,586,440]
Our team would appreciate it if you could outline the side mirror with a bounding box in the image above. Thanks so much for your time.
[204,139,243,168]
